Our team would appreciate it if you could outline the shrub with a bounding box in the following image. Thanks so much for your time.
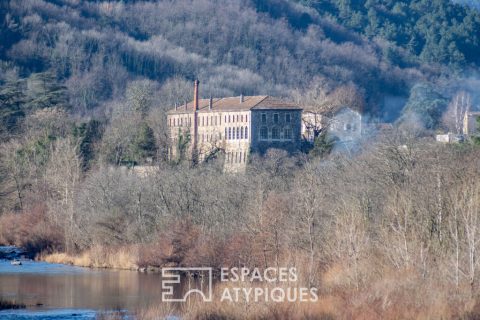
[0,203,64,257]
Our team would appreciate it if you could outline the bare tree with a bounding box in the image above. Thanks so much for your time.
[442,91,471,134]
[0,140,28,212]
[45,137,82,253]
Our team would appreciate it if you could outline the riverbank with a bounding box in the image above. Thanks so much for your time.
[0,299,26,311]
[40,245,140,271]
[5,247,480,320]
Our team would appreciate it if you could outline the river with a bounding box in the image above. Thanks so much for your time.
[0,247,177,320]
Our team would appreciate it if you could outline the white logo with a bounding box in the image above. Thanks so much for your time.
[162,267,213,302]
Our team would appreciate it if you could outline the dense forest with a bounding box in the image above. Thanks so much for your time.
[1,0,480,123]
[296,0,480,67]
[2,0,480,319]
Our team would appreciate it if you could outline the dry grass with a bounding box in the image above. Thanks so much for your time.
[41,245,140,270]
[131,278,335,320]
[178,281,333,320]
[181,298,335,320]
[135,303,178,320]
[95,310,130,320]
[131,264,480,320]
[318,263,478,320]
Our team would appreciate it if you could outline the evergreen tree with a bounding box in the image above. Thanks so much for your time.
[26,72,68,111]
[132,123,157,162]
[310,131,336,158]
[473,116,480,145]
[0,78,25,134]
[72,120,104,170]
[296,0,480,67]
[402,83,448,129]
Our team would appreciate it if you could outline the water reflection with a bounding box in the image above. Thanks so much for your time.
[0,260,164,311]
[0,309,98,320]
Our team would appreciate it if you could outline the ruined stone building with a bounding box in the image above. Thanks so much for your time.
[302,106,363,144]
[463,111,480,137]
[328,107,362,142]
[167,81,303,170]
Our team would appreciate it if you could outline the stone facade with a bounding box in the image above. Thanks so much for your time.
[250,109,302,155]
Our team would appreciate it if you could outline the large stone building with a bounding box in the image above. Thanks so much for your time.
[167,81,302,170]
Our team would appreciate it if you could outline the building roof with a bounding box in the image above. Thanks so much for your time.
[168,95,302,114]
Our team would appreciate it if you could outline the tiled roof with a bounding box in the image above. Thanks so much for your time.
[168,96,302,114]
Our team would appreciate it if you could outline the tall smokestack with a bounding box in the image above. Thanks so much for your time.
[194,80,199,111]
[192,80,200,164]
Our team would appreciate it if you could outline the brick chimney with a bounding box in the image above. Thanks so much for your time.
[209,96,213,110]
[194,80,199,111]
[240,94,244,103]
[192,80,200,164]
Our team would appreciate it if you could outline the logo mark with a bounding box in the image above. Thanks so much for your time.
[162,267,213,302]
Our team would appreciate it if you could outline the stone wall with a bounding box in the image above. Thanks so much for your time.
[250,109,302,155]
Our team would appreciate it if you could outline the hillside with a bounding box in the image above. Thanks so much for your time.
[2,0,478,127]
[295,0,480,67]
[454,0,480,10]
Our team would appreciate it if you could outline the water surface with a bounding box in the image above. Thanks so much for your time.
[0,259,164,310]
[0,245,177,320]
[0,308,98,320]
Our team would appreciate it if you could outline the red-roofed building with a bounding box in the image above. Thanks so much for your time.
[167,81,302,170]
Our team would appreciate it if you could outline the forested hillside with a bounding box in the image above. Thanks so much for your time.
[2,0,479,129]
[454,0,480,10]
[296,0,480,67]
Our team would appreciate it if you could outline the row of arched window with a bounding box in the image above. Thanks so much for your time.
[170,117,191,127]
[225,127,248,140]
[226,151,247,164]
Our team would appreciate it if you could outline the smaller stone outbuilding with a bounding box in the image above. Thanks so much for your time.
[301,106,363,144]
[463,111,480,137]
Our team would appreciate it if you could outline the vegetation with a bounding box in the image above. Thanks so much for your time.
[473,116,480,145]
[0,299,26,310]
[1,0,478,124]
[296,0,480,68]
[310,131,336,157]
[18,134,480,319]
